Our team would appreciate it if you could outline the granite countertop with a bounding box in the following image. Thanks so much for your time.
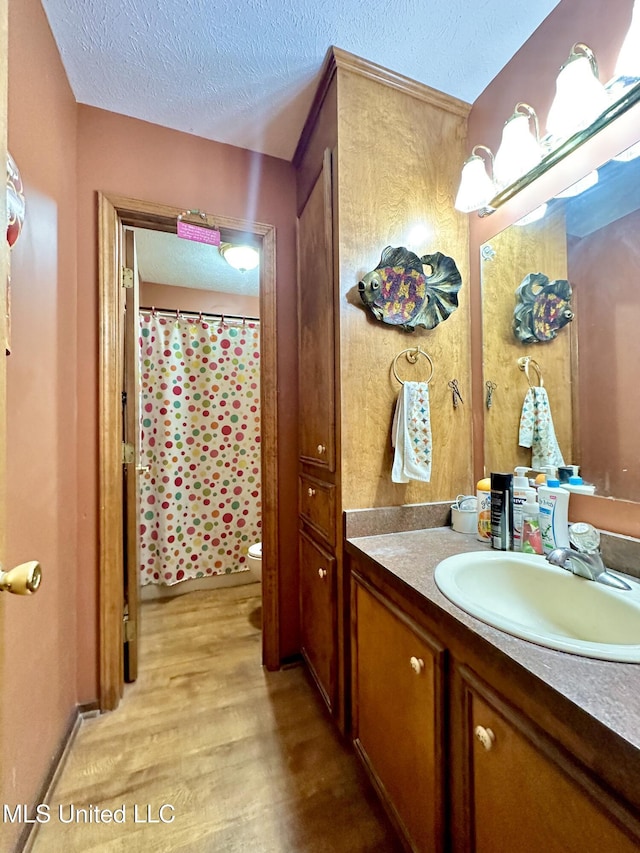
[346,526,640,757]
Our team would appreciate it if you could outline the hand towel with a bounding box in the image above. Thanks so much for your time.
[518,386,565,469]
[392,381,432,483]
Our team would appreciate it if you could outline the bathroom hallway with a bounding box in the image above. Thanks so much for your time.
[29,586,401,853]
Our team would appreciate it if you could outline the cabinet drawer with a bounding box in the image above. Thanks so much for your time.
[299,475,336,545]
[299,530,337,711]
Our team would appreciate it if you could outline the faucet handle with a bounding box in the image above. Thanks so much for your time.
[569,522,600,554]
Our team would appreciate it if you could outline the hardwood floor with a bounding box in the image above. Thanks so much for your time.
[30,585,401,852]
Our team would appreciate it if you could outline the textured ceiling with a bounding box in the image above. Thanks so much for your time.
[41,0,562,161]
[134,228,259,296]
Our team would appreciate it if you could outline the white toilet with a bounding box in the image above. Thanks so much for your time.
[247,542,262,582]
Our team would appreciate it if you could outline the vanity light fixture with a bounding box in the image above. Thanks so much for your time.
[219,243,259,272]
[614,139,640,161]
[554,170,598,198]
[615,0,640,79]
[493,103,543,190]
[513,203,547,227]
[546,44,610,142]
[454,145,496,213]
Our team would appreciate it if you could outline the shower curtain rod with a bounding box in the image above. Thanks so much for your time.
[140,306,260,323]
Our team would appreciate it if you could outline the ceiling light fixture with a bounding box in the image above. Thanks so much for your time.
[220,243,259,272]
[493,103,542,190]
[546,44,610,142]
[454,145,496,213]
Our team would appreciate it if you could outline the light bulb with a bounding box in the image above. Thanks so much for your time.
[546,44,610,141]
[493,104,542,190]
[454,146,495,213]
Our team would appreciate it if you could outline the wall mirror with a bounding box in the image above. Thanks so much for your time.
[481,135,640,502]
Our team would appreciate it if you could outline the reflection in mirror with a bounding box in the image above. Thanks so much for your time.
[482,139,640,502]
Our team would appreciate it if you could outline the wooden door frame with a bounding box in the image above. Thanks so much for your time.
[98,192,280,711]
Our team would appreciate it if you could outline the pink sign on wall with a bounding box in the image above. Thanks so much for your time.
[177,220,221,246]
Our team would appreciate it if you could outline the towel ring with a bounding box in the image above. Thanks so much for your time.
[517,356,544,388]
[392,347,434,386]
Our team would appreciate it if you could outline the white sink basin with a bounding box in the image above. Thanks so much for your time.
[434,551,640,662]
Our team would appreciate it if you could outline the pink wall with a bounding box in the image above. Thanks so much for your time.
[75,107,299,700]
[140,282,260,318]
[467,0,640,535]
[568,209,640,501]
[3,0,78,846]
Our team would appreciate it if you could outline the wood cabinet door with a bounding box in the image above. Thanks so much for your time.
[299,529,336,710]
[297,149,336,471]
[459,668,640,853]
[352,576,446,853]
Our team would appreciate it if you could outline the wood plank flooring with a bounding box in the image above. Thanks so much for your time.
[30,586,402,852]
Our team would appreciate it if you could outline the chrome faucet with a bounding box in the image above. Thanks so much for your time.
[546,522,632,591]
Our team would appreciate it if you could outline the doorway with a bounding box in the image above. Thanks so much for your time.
[98,193,280,711]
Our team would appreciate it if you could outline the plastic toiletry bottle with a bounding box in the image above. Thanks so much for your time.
[560,475,596,495]
[476,477,492,542]
[520,495,543,555]
[513,467,536,551]
[538,477,570,555]
[490,472,513,551]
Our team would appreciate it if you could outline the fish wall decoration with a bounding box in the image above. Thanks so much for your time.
[358,246,462,332]
[513,272,574,344]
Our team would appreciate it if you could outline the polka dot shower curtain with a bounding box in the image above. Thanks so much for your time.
[138,311,261,586]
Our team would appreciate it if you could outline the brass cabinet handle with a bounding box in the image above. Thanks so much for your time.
[474,725,496,751]
[317,444,326,454]
[409,656,425,674]
[0,560,42,595]
[307,487,316,497]
[318,568,327,579]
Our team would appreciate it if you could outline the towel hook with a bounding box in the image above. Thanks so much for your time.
[392,347,434,386]
[517,356,544,388]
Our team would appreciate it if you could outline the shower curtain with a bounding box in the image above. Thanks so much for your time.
[138,311,261,586]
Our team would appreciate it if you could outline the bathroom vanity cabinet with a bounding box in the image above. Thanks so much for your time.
[351,575,446,852]
[349,544,640,853]
[293,47,470,732]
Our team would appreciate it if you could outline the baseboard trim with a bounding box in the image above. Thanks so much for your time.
[18,704,93,853]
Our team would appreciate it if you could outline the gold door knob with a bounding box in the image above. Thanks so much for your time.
[409,656,425,674]
[317,444,326,454]
[307,487,316,497]
[474,725,496,751]
[318,568,327,579]
[0,561,42,595]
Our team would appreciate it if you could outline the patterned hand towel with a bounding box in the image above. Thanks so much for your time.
[392,381,432,483]
[518,386,565,469]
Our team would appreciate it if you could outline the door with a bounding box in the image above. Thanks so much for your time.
[122,228,140,681]
[297,149,336,471]
[0,0,7,752]
[351,576,446,852]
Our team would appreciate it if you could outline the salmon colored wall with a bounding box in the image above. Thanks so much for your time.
[140,282,260,318]
[4,0,78,846]
[568,209,640,502]
[467,0,640,536]
[76,107,299,700]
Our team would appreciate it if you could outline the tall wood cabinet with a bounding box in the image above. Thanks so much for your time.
[293,47,470,729]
